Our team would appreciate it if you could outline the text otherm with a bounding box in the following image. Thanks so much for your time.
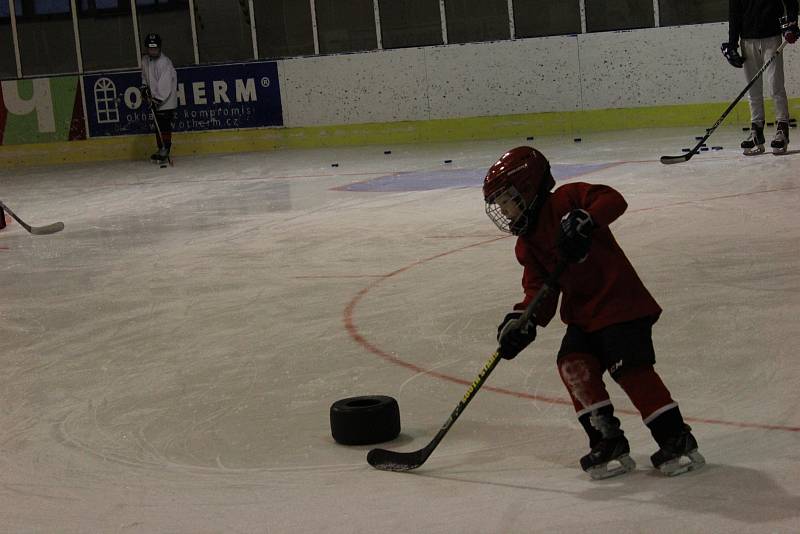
[122,78,259,109]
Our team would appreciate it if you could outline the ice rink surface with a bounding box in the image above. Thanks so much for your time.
[1,128,798,533]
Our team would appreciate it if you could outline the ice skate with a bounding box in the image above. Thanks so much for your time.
[741,123,765,156]
[579,410,635,480]
[651,424,705,476]
[580,435,636,480]
[771,122,789,155]
[155,146,171,166]
[150,150,162,162]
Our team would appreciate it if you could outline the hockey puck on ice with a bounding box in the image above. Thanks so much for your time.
[681,148,691,152]
[332,163,339,167]
[767,122,774,127]
[712,146,723,150]
[700,147,710,151]
[573,138,582,143]
[695,136,704,140]
[384,150,392,155]
[526,136,534,140]
[330,395,401,446]
[742,127,750,131]
[444,159,453,164]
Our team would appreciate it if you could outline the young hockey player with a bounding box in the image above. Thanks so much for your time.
[484,146,705,479]
[722,0,799,155]
[140,33,178,163]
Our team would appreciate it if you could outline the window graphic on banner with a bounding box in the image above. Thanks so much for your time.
[84,61,283,137]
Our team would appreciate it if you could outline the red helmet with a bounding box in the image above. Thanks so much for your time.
[483,146,554,235]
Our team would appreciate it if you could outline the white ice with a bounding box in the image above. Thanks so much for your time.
[1,128,798,533]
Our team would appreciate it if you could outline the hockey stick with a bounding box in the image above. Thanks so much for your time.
[148,101,173,168]
[0,201,64,235]
[660,39,789,165]
[367,259,569,472]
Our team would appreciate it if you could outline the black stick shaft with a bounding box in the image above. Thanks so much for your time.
[428,261,565,445]
[0,201,32,232]
[368,259,568,471]
[145,91,172,166]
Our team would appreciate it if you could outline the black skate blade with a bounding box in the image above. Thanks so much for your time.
[586,454,636,480]
[743,145,766,156]
[658,450,705,477]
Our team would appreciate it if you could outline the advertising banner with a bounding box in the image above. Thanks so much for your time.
[0,76,86,145]
[83,61,283,137]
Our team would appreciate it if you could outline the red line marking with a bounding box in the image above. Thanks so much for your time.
[295,275,387,279]
[425,234,504,239]
[330,162,625,194]
[343,189,800,433]
[629,185,800,214]
[330,172,403,192]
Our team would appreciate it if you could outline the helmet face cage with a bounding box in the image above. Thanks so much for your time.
[485,186,532,235]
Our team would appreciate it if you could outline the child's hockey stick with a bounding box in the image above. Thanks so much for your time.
[0,201,64,235]
[367,259,568,472]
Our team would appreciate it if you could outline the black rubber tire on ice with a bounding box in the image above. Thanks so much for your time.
[330,395,401,446]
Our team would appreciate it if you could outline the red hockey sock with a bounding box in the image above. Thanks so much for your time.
[614,366,677,423]
[558,352,611,415]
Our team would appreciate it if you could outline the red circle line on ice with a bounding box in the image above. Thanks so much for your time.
[342,187,800,434]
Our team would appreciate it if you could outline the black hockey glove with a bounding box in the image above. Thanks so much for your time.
[558,209,594,263]
[140,85,152,100]
[497,311,537,360]
[781,16,799,44]
[721,42,744,68]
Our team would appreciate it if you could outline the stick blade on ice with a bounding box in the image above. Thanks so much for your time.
[367,447,429,472]
[660,154,693,165]
[30,222,65,235]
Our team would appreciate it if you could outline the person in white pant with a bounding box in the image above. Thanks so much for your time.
[722,0,798,155]
[140,33,178,162]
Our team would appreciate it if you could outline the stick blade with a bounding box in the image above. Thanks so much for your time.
[367,447,429,472]
[30,222,65,235]
[660,153,693,165]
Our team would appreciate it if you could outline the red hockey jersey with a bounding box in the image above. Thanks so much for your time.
[513,182,661,332]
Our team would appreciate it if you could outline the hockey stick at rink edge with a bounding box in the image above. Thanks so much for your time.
[117,92,172,167]
[0,201,65,235]
[149,103,173,168]
[367,259,569,472]
[660,39,789,165]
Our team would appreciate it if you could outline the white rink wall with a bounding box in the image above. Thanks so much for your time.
[278,23,800,127]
